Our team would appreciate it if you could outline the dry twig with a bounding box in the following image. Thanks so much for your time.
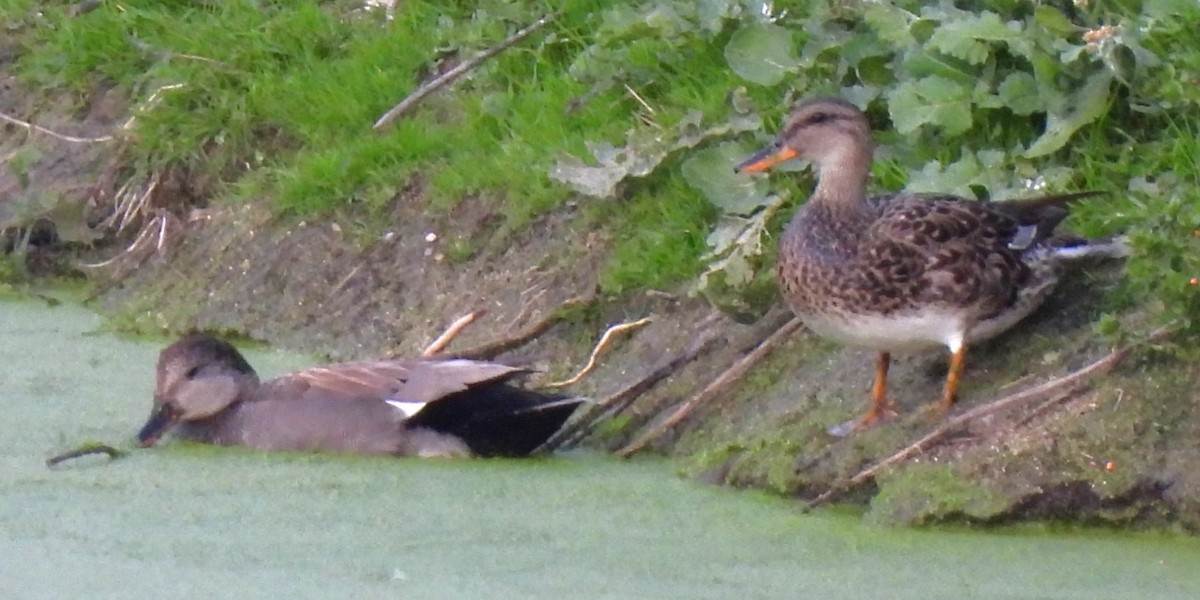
[105,171,161,233]
[373,11,559,130]
[120,83,186,132]
[0,111,114,144]
[421,311,486,357]
[804,324,1177,509]
[546,317,653,387]
[536,321,724,453]
[441,295,591,360]
[618,316,804,458]
[80,212,177,269]
[0,82,183,145]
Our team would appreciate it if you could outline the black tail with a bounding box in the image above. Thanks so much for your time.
[404,384,584,457]
[992,191,1105,249]
[996,190,1103,224]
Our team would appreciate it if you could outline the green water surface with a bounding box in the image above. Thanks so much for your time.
[1,299,1198,599]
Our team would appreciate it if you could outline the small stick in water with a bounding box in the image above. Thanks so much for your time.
[46,444,126,468]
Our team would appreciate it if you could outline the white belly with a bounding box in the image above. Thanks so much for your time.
[800,310,968,353]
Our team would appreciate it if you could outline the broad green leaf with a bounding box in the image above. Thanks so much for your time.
[928,11,1021,65]
[856,55,894,86]
[642,3,689,36]
[942,10,1021,41]
[907,155,982,197]
[906,149,1021,198]
[1102,26,1161,84]
[551,110,761,199]
[862,3,915,48]
[1027,42,1064,88]
[548,143,629,198]
[724,23,796,86]
[976,150,1007,170]
[696,0,736,33]
[887,76,973,135]
[997,72,1040,115]
[696,195,786,315]
[682,143,772,215]
[839,32,892,67]
[929,35,989,66]
[1143,0,1200,19]
[1002,34,1039,66]
[798,18,852,70]
[840,84,881,109]
[701,215,762,286]
[901,49,975,84]
[1032,6,1076,36]
[1024,71,1113,158]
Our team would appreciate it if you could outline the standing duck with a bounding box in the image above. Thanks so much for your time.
[735,97,1126,433]
[137,334,583,457]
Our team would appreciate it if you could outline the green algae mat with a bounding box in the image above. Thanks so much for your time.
[2,299,1198,599]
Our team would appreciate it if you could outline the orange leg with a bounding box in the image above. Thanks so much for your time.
[940,345,967,411]
[858,351,895,427]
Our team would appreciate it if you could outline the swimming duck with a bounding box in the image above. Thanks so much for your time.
[735,97,1126,433]
[137,334,583,457]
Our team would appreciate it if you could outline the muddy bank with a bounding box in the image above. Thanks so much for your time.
[5,82,1199,532]
[91,195,1200,531]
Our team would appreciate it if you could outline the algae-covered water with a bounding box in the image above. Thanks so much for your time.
[2,298,1198,599]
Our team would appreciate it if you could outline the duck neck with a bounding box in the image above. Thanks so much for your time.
[785,148,874,258]
[809,143,872,211]
[175,412,233,442]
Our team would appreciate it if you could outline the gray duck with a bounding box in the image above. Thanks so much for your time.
[137,334,583,457]
[735,97,1126,432]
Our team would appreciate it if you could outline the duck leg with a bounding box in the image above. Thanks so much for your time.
[940,344,967,410]
[867,351,894,421]
[829,351,896,436]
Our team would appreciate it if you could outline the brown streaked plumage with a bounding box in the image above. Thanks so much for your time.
[736,97,1127,433]
[137,334,583,457]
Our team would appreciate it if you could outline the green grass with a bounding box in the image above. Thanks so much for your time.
[3,0,1199,329]
[597,170,718,294]
[2,0,747,293]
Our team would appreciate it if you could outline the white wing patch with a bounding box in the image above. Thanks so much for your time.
[1008,224,1038,250]
[385,399,428,418]
[1051,239,1131,260]
[435,359,490,368]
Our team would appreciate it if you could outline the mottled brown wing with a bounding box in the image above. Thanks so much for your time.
[260,359,529,404]
[857,194,1028,315]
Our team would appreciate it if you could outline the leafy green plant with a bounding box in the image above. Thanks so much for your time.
[2,0,1197,338]
[639,0,1198,337]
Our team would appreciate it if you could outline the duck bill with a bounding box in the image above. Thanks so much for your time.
[137,402,182,447]
[734,145,798,173]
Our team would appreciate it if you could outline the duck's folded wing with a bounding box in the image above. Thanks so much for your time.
[262,359,531,404]
[869,191,1100,252]
[861,196,1027,311]
[870,195,1019,251]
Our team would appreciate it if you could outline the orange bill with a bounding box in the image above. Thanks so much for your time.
[734,144,798,173]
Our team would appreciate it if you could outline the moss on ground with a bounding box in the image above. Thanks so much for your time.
[662,264,1200,531]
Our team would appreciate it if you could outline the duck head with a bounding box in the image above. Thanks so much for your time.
[734,97,873,174]
[137,334,261,447]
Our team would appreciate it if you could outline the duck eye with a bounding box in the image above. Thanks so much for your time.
[185,366,202,379]
[808,112,831,125]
